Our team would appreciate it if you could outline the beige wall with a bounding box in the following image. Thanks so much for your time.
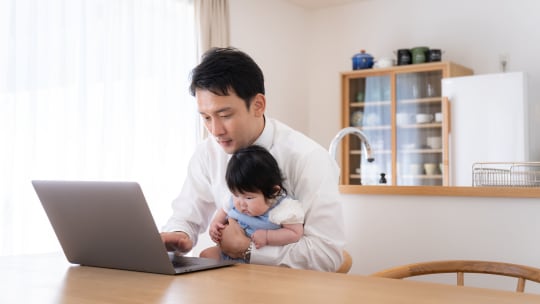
[229,0,309,134]
[231,0,540,148]
[228,0,540,293]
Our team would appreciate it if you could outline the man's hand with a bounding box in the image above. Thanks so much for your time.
[219,218,250,259]
[160,231,193,254]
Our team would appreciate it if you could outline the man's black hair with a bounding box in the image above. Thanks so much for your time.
[189,47,265,109]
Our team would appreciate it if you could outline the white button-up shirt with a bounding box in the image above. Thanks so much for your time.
[162,117,345,271]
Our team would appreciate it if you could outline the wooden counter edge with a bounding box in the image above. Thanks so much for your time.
[339,185,540,198]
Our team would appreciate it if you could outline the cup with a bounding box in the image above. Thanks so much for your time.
[426,83,436,97]
[409,163,424,175]
[426,136,442,149]
[435,112,443,122]
[415,113,433,124]
[396,113,412,125]
[424,163,438,175]
[411,84,420,98]
[356,92,364,102]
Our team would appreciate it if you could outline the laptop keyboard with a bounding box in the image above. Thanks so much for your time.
[172,256,201,268]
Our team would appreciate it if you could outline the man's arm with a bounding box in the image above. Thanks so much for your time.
[161,142,221,247]
[219,218,251,259]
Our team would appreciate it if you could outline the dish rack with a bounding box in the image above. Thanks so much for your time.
[472,162,540,187]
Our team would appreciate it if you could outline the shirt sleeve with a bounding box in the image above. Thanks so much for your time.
[268,197,304,225]
[161,144,218,246]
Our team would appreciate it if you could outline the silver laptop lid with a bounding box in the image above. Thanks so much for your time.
[33,180,184,274]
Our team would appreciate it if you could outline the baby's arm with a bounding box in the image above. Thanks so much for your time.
[208,209,228,243]
[251,223,304,249]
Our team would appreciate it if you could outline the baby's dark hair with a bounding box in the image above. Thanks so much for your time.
[226,145,286,199]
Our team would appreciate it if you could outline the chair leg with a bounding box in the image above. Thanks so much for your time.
[457,272,464,286]
[517,278,525,292]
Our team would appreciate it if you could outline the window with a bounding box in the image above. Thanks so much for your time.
[0,0,197,255]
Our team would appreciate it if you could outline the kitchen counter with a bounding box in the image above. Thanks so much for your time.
[339,185,540,198]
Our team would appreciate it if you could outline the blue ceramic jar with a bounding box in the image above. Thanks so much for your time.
[352,50,374,70]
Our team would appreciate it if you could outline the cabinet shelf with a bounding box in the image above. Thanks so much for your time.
[401,175,443,179]
[398,97,442,104]
[397,123,442,129]
[360,125,392,131]
[399,148,443,154]
[351,149,392,155]
[340,61,473,187]
[350,101,391,107]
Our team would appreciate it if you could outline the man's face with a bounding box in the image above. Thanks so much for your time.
[196,89,265,154]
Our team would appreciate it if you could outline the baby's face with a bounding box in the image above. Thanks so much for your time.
[232,191,270,217]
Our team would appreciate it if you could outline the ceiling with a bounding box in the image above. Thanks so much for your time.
[284,0,361,10]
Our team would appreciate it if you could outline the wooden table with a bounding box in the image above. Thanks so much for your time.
[2,253,540,303]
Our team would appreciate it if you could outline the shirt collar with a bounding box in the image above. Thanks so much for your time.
[253,116,274,151]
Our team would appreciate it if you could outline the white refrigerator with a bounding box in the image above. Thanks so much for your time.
[442,72,539,186]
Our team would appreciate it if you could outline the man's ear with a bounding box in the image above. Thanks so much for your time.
[251,93,266,117]
[272,185,282,196]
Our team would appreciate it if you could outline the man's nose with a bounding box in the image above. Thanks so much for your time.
[209,119,225,136]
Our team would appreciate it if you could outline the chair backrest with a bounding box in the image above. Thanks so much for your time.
[371,260,540,293]
[336,250,353,274]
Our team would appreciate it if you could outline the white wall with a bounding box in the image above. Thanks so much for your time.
[229,0,540,293]
[341,194,540,292]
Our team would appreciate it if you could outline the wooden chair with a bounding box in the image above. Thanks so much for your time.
[336,250,353,273]
[371,260,540,292]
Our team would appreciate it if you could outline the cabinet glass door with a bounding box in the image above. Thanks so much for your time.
[348,75,391,185]
[395,70,444,186]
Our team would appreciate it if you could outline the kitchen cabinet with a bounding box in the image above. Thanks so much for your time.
[340,61,473,186]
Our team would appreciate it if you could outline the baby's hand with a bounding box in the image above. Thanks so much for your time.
[251,230,268,249]
[209,220,226,243]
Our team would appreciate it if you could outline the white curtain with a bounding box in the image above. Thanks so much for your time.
[0,0,198,256]
[195,0,230,54]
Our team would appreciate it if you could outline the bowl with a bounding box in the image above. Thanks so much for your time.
[435,112,443,122]
[427,136,442,149]
[350,111,363,126]
[373,57,394,69]
[415,113,433,124]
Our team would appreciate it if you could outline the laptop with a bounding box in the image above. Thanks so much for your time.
[32,180,235,275]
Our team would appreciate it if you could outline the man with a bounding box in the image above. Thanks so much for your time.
[160,47,344,271]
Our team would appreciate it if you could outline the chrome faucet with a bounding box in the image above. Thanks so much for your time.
[329,127,374,163]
